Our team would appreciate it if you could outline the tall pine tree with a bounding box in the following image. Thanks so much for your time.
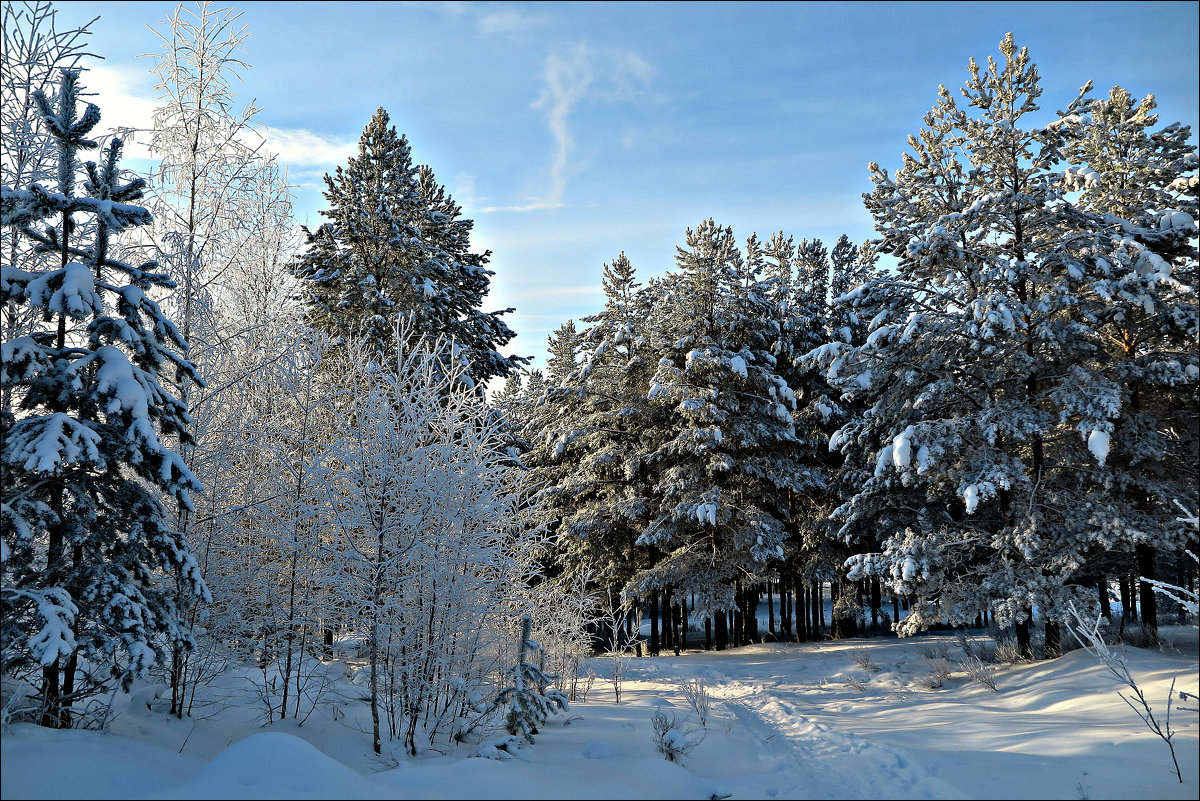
[292,107,523,386]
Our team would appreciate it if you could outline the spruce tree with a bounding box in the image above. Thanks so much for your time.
[293,107,523,386]
[1,71,208,726]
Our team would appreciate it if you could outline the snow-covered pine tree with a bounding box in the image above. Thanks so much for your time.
[1057,84,1199,644]
[493,615,568,744]
[1,70,208,727]
[815,35,1142,656]
[525,255,663,615]
[631,220,810,639]
[2,1,96,417]
[292,107,523,386]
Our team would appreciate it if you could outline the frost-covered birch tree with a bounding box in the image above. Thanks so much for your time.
[318,324,544,756]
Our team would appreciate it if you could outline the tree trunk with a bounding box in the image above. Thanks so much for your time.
[1015,612,1033,660]
[870,578,881,632]
[649,590,660,656]
[1119,574,1134,622]
[767,581,776,639]
[1097,576,1112,621]
[679,597,688,653]
[781,576,793,640]
[732,586,743,648]
[1137,544,1159,647]
[1044,619,1060,659]
[714,607,728,651]
[796,583,808,642]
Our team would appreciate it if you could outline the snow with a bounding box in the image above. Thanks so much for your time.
[1088,428,1111,465]
[2,627,1196,800]
[963,484,980,514]
[892,426,915,469]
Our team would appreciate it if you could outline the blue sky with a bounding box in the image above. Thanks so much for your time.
[49,0,1200,373]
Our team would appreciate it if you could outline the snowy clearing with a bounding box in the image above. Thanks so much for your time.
[3,628,1197,800]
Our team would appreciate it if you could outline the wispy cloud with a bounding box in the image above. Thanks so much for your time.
[75,63,159,158]
[484,44,593,213]
[476,8,553,41]
[257,126,355,168]
[484,44,651,214]
[400,1,469,19]
[503,283,604,301]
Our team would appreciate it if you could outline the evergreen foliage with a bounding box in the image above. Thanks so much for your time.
[1,70,208,727]
[292,108,523,386]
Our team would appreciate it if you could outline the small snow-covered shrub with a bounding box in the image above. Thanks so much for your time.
[917,658,953,690]
[961,654,998,692]
[650,708,704,763]
[609,654,625,705]
[955,632,997,664]
[679,677,711,728]
[918,641,953,661]
[1068,602,1186,783]
[494,616,570,744]
[845,675,870,692]
[851,648,882,673]
[993,637,1026,664]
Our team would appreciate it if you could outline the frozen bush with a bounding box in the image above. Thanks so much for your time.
[679,677,711,728]
[650,708,704,763]
[960,653,998,692]
[851,648,882,673]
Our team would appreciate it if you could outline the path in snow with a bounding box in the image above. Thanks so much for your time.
[630,647,962,799]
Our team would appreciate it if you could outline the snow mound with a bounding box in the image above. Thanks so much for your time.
[148,732,383,800]
[582,740,622,759]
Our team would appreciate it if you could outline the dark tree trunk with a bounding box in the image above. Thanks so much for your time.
[1016,612,1033,660]
[1044,619,1061,658]
[1137,544,1159,647]
[649,590,660,656]
[767,581,776,638]
[1097,576,1112,621]
[870,578,881,632]
[733,585,743,648]
[746,586,760,643]
[323,626,335,659]
[891,594,900,630]
[781,576,793,640]
[705,615,712,651]
[661,594,673,653]
[714,607,728,651]
[796,583,808,642]
[811,581,823,639]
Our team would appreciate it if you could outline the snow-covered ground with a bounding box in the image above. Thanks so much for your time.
[3,627,1197,800]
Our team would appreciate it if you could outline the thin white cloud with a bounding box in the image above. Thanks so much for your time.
[614,51,653,89]
[503,284,604,301]
[476,9,553,41]
[64,64,353,174]
[400,0,469,18]
[257,126,355,168]
[74,63,159,158]
[483,44,593,213]
[484,43,651,214]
